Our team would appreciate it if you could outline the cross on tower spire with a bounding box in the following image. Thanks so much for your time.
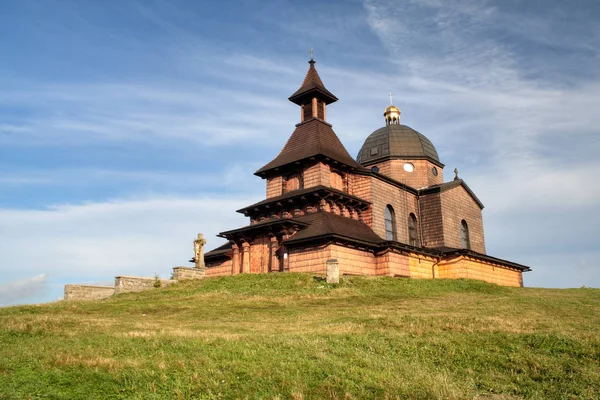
[310,48,314,61]
[389,91,393,105]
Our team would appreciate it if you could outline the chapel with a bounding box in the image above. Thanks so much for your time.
[201,57,531,287]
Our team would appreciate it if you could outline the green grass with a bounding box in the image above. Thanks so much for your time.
[1,274,599,399]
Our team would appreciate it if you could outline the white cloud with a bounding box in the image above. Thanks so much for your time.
[0,274,48,306]
[0,193,259,305]
[363,0,600,287]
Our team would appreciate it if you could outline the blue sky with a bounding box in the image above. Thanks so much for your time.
[1,0,599,306]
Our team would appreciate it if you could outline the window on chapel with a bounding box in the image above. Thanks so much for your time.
[284,173,303,192]
[330,171,346,192]
[408,213,419,247]
[384,205,396,241]
[461,220,471,250]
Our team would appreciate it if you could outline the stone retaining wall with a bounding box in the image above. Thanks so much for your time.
[114,276,176,294]
[172,266,206,280]
[64,284,115,301]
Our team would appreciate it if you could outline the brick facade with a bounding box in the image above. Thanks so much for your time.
[266,176,283,198]
[418,192,445,248]
[437,256,522,287]
[440,186,486,254]
[304,162,330,189]
[369,178,420,243]
[374,159,443,188]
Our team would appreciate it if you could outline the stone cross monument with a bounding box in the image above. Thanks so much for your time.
[193,233,207,269]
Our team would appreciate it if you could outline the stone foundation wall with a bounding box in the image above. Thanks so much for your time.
[376,250,410,277]
[437,256,522,287]
[408,253,436,279]
[64,284,115,301]
[66,246,524,302]
[114,276,176,294]
[172,266,205,281]
[330,244,376,275]
[288,244,331,273]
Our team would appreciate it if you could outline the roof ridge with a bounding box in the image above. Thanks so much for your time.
[289,61,338,105]
[255,119,361,175]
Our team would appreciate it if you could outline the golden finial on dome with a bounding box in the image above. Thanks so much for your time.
[384,92,401,126]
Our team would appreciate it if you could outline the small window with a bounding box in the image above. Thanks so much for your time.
[384,205,396,241]
[403,162,415,172]
[461,220,471,249]
[408,213,419,247]
[284,173,303,192]
[370,147,379,156]
[432,167,438,176]
[330,171,345,191]
[371,166,380,173]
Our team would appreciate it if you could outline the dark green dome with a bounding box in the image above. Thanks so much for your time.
[357,124,442,167]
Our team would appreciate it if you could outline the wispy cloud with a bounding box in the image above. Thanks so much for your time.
[0,193,259,304]
[363,0,600,287]
[0,80,298,147]
[0,274,48,306]
[1,0,598,300]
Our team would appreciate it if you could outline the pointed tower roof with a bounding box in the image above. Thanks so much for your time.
[255,118,361,175]
[256,56,359,176]
[288,58,338,105]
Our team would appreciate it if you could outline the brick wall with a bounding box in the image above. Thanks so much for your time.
[266,176,283,198]
[205,259,233,277]
[288,244,331,273]
[369,178,420,244]
[372,160,443,188]
[330,244,376,275]
[418,192,445,248]
[350,174,373,225]
[375,250,410,277]
[408,253,436,279]
[440,186,486,253]
[64,284,115,300]
[437,256,522,287]
[304,162,330,188]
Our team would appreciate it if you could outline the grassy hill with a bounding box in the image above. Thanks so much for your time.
[1,274,599,400]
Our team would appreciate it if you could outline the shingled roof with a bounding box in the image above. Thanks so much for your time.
[237,185,371,215]
[357,124,443,168]
[204,241,233,260]
[418,179,484,209]
[288,59,338,105]
[255,118,362,175]
[284,212,384,246]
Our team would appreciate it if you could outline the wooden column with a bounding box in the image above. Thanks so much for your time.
[269,236,280,272]
[241,241,250,274]
[231,243,240,275]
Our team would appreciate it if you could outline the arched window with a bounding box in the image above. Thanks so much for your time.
[461,220,471,249]
[284,173,303,192]
[330,171,345,191]
[408,213,419,247]
[384,205,396,241]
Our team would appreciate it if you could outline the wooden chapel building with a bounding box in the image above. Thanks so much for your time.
[202,57,530,287]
